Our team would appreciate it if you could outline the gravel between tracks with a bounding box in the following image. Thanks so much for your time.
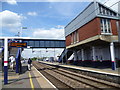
[33,61,120,90]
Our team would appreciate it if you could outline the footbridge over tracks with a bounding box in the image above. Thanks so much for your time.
[0,37,66,84]
[0,37,66,48]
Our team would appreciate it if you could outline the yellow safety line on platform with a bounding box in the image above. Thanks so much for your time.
[29,72,34,90]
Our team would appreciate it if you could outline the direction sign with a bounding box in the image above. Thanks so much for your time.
[9,42,27,48]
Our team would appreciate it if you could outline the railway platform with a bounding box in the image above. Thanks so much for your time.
[39,61,120,76]
[1,63,56,89]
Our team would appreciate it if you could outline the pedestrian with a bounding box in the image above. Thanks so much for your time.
[28,58,32,71]
[9,55,15,71]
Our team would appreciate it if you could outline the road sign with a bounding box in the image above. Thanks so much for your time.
[9,42,27,48]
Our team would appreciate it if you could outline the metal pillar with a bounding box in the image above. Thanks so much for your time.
[62,54,63,64]
[110,42,116,70]
[19,48,22,74]
[16,48,19,73]
[92,46,96,61]
[92,46,96,67]
[81,49,84,61]
[54,48,55,61]
[73,50,78,61]
[65,52,67,64]
[4,38,8,84]
[73,50,78,65]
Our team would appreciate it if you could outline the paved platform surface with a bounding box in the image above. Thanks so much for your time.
[1,63,56,89]
[39,61,120,76]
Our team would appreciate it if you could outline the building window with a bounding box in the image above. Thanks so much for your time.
[98,4,116,17]
[104,19,107,33]
[71,33,73,44]
[100,18,112,34]
[76,30,79,42]
[71,30,79,44]
[100,19,103,32]
[107,19,111,33]
[106,9,109,15]
[102,7,105,15]
[99,6,102,14]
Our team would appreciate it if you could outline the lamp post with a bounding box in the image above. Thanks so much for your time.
[15,32,20,37]
[21,27,27,37]
[38,50,41,61]
[54,48,55,61]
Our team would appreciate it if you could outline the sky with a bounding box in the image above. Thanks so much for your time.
[0,0,91,39]
[0,0,119,58]
[0,0,119,39]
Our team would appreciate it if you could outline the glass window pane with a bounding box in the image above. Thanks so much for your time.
[107,19,111,33]
[100,19,103,32]
[99,5,102,14]
[103,7,105,14]
[106,9,109,15]
[35,41,39,47]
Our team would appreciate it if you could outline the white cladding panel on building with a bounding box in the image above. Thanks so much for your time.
[65,2,96,36]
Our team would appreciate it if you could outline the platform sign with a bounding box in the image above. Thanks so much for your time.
[9,42,27,48]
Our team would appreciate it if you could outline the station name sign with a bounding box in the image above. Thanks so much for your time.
[9,42,27,48]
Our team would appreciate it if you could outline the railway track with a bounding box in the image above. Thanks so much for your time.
[33,61,120,90]
[33,61,73,89]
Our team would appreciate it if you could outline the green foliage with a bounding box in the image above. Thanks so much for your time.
[31,57,37,61]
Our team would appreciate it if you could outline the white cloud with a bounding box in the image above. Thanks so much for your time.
[0,10,24,29]
[46,0,93,2]
[32,27,65,39]
[0,10,26,35]
[27,12,38,16]
[22,48,64,59]
[2,0,93,2]
[56,25,64,29]
[49,6,52,9]
[3,0,17,5]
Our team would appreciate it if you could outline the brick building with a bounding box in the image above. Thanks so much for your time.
[65,1,120,70]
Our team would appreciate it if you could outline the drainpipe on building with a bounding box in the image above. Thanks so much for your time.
[110,42,116,70]
[118,1,120,42]
[117,21,120,42]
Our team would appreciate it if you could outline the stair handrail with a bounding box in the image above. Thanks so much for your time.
[58,48,67,62]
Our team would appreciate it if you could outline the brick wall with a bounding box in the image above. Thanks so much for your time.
[66,18,101,46]
[66,35,71,46]
[65,17,118,47]
[78,18,100,42]
[111,19,118,35]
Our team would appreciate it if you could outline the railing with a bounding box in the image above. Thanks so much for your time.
[58,49,68,63]
[58,49,73,63]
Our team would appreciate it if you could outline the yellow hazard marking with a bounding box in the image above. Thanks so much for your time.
[29,72,34,90]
